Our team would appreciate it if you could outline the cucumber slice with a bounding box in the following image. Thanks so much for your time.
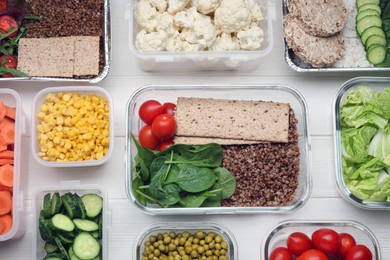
[43,193,52,218]
[57,233,74,245]
[357,0,380,9]
[53,237,70,260]
[380,0,389,10]
[73,219,99,232]
[44,254,64,260]
[360,26,386,44]
[73,194,87,219]
[39,212,54,244]
[61,193,82,219]
[50,193,62,216]
[359,3,382,13]
[357,15,383,35]
[91,231,99,239]
[357,9,381,22]
[73,233,101,260]
[45,242,59,254]
[81,194,103,219]
[367,44,387,64]
[365,34,387,49]
[51,214,75,232]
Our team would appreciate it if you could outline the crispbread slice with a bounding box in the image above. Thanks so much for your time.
[73,36,100,76]
[174,97,290,143]
[174,136,262,145]
[17,37,74,77]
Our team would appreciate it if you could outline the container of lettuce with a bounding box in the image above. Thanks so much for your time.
[334,77,390,209]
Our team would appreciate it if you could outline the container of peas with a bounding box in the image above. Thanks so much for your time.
[31,86,114,167]
[134,222,238,260]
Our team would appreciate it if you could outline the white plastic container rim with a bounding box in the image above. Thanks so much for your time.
[31,86,114,167]
[0,88,25,242]
[31,180,111,260]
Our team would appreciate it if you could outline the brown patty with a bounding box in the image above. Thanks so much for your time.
[284,15,344,67]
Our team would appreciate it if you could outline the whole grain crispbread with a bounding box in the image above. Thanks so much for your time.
[284,15,344,67]
[73,36,100,76]
[174,97,290,143]
[292,0,347,37]
[17,37,74,77]
[173,136,262,145]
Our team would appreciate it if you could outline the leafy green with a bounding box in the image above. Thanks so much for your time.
[340,85,390,202]
[131,137,236,208]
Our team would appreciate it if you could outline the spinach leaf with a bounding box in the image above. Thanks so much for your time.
[158,184,182,208]
[134,155,149,181]
[149,156,170,181]
[131,176,157,206]
[179,191,217,208]
[166,164,217,193]
[213,167,237,199]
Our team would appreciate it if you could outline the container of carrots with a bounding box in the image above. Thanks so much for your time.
[0,89,25,241]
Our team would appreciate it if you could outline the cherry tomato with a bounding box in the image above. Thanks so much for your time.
[0,15,19,38]
[335,233,357,258]
[162,102,176,116]
[0,55,17,69]
[345,245,373,260]
[287,232,312,256]
[0,0,6,12]
[296,249,327,260]
[312,228,340,254]
[139,125,160,150]
[152,114,176,140]
[1,73,13,78]
[269,247,293,260]
[138,100,164,125]
[159,139,174,151]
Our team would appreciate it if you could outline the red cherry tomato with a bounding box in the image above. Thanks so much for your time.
[335,233,357,258]
[1,73,13,78]
[269,247,293,260]
[138,100,164,125]
[287,232,312,256]
[0,55,17,69]
[0,15,19,38]
[345,245,373,260]
[159,139,174,151]
[152,114,176,140]
[139,125,160,150]
[312,228,340,254]
[0,0,7,12]
[162,102,176,116]
[296,249,327,260]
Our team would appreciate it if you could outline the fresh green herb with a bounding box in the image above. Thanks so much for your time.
[131,134,236,208]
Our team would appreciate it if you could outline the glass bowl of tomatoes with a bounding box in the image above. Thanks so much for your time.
[261,220,381,260]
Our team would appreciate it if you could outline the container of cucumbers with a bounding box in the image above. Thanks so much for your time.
[32,181,109,260]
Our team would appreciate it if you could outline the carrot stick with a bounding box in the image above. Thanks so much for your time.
[0,216,3,233]
[0,150,13,159]
[0,101,6,121]
[0,190,12,215]
[0,143,7,152]
[0,117,14,145]
[0,159,13,165]
[5,106,15,120]
[0,164,13,188]
[0,184,12,192]
[0,214,12,235]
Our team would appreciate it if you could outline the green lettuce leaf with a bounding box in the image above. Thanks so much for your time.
[341,126,377,163]
[367,130,390,160]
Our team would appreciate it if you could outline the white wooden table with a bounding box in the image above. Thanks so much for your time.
[1,0,389,259]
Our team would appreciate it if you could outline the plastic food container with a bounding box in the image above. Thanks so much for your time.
[31,86,114,167]
[127,0,275,71]
[0,89,25,242]
[125,84,311,215]
[32,181,110,260]
[333,77,390,209]
[261,220,381,260]
[134,222,238,260]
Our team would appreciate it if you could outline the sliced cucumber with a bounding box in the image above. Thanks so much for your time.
[367,44,387,64]
[45,242,59,254]
[43,193,52,218]
[360,26,386,44]
[73,194,87,219]
[357,0,380,9]
[91,231,99,239]
[359,3,382,13]
[44,254,65,260]
[51,214,75,232]
[357,9,381,22]
[81,194,103,219]
[39,212,54,244]
[73,233,101,260]
[357,15,383,35]
[61,193,82,219]
[73,219,99,232]
[380,0,389,10]
[57,233,74,245]
[365,34,387,49]
[54,237,70,260]
[51,193,62,216]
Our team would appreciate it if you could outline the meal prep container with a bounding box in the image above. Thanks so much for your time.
[32,181,110,260]
[261,220,381,259]
[0,0,111,83]
[31,86,114,167]
[333,77,390,210]
[0,89,25,241]
[134,222,238,260]
[125,84,311,215]
[282,0,390,72]
[127,0,275,71]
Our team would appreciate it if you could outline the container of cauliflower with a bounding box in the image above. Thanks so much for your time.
[128,0,275,71]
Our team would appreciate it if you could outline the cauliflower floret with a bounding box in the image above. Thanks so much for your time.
[166,33,184,51]
[245,0,263,23]
[157,12,178,36]
[147,0,168,12]
[174,6,208,28]
[135,30,168,51]
[134,0,162,32]
[191,0,221,14]
[237,23,264,50]
[214,0,251,33]
[210,33,240,51]
[182,41,204,51]
[168,0,190,14]
[180,18,216,48]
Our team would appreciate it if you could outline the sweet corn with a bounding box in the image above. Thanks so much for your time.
[37,92,110,162]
